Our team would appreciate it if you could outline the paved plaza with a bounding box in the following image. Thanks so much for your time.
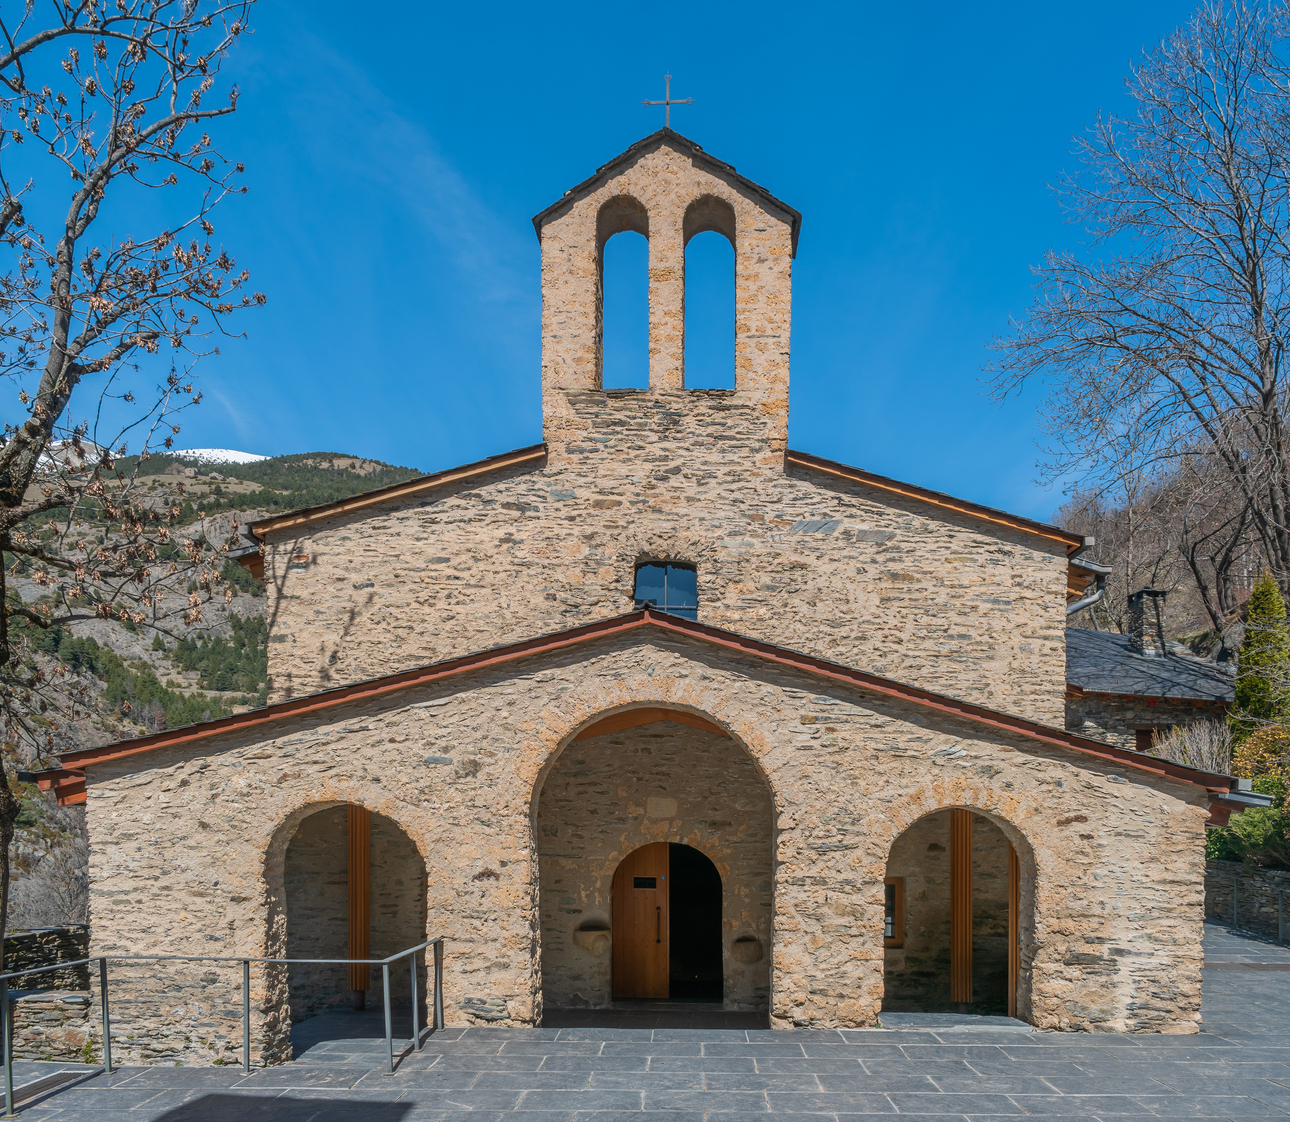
[17,921,1290,1121]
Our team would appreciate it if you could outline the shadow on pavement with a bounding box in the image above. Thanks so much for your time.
[151,1094,416,1120]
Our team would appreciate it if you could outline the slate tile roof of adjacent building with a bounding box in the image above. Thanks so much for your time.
[1065,627,1235,702]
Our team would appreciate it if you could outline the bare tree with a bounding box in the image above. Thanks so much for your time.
[0,2,260,942]
[992,3,1290,606]
[1150,718,1235,771]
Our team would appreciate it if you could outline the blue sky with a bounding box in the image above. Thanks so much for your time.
[168,0,1201,520]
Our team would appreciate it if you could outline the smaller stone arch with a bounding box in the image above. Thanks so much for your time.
[881,804,1036,1022]
[264,800,429,1056]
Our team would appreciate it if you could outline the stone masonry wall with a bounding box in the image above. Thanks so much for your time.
[884,811,1011,1014]
[84,629,1209,1063]
[1205,859,1290,940]
[536,719,773,1010]
[1065,695,1225,751]
[261,396,1068,727]
[4,926,90,990]
[9,992,91,1061]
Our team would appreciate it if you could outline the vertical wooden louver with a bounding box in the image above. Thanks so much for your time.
[1008,843,1020,1019]
[950,809,973,1005]
[348,804,371,994]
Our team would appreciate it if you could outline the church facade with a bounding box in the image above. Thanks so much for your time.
[38,131,1246,1060]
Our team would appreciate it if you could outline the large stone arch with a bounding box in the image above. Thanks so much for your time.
[527,697,777,1016]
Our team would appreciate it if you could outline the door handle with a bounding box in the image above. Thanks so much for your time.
[656,906,661,944]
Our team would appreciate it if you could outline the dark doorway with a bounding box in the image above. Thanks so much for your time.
[668,843,722,1001]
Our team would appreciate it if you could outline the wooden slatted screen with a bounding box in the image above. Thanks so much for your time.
[950,809,973,1004]
[348,804,371,993]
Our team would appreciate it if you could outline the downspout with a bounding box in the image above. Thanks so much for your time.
[1066,571,1107,617]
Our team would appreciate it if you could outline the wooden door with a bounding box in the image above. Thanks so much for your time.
[612,843,669,999]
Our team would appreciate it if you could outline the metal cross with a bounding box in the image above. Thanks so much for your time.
[641,73,693,128]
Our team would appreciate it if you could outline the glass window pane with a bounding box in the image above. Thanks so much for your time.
[634,564,666,607]
[664,565,697,610]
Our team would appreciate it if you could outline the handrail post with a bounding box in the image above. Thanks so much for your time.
[433,940,444,1031]
[2,974,14,1119]
[382,963,393,1075]
[410,954,421,1052]
[242,960,251,1076]
[99,958,113,1074]
[1233,874,1239,927]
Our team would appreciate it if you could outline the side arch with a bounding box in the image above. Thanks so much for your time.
[881,800,1038,1022]
[261,797,430,1055]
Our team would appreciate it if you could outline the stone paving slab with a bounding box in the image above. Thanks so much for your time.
[22,921,1290,1120]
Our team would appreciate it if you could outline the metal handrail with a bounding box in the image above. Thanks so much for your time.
[0,937,445,1117]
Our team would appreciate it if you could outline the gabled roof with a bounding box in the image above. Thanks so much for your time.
[33,609,1236,809]
[532,129,803,256]
[1066,628,1235,703]
[234,442,1088,555]
[245,444,546,540]
[785,450,1088,554]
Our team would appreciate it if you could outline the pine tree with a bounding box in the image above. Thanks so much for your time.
[1233,572,1290,739]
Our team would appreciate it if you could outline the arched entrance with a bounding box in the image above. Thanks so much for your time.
[535,707,772,1015]
[882,808,1029,1018]
[611,842,723,1001]
[283,805,428,1031]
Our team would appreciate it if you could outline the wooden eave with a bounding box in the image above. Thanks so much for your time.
[1065,683,1229,707]
[243,444,547,541]
[785,449,1086,554]
[34,610,1234,806]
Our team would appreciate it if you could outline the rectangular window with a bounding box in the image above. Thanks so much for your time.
[633,563,698,620]
[884,877,904,947]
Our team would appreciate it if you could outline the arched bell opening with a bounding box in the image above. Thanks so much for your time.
[597,195,650,389]
[282,804,428,1050]
[882,807,1032,1020]
[682,195,737,390]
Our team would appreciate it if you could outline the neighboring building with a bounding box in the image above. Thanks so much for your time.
[37,130,1250,1058]
[1066,588,1235,751]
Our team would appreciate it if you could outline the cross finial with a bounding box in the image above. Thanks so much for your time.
[641,73,693,129]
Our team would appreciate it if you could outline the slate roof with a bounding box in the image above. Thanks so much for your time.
[1065,628,1234,702]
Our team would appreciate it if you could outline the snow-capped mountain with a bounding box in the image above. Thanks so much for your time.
[168,448,269,464]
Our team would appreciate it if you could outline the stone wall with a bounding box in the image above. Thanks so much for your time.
[83,628,1210,1062]
[2,926,93,1062]
[1065,694,1224,751]
[4,925,90,990]
[1205,859,1290,940]
[883,812,1011,1014]
[284,807,427,1022]
[8,991,91,1061]
[261,391,1069,727]
[536,719,773,1010]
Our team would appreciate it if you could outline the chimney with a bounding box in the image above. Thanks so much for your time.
[1128,588,1168,656]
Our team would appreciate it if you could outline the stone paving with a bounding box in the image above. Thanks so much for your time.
[18,921,1290,1121]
